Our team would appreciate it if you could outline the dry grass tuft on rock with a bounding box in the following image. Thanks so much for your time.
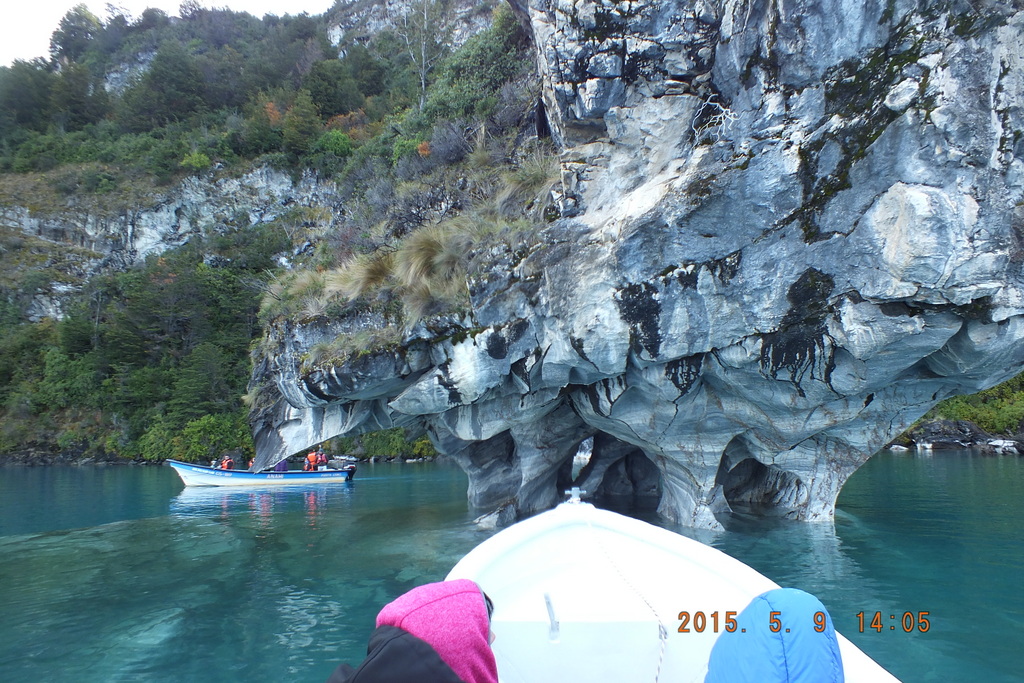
[302,325,404,371]
[494,148,560,219]
[260,270,326,322]
[325,250,396,301]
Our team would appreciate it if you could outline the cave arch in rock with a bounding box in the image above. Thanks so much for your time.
[720,458,808,516]
[716,434,809,517]
[554,432,663,510]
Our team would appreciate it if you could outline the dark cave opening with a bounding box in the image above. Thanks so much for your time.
[715,435,806,517]
[556,432,662,511]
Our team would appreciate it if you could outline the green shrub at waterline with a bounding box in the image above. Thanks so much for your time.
[932,373,1024,436]
[332,427,437,460]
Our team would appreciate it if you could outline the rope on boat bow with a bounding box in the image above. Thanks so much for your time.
[587,518,668,683]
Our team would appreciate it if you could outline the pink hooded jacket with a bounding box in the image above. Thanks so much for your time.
[375,578,499,683]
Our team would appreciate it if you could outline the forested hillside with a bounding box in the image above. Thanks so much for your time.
[1,2,1020,465]
[0,1,542,462]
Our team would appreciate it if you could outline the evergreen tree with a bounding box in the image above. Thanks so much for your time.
[50,62,109,131]
[50,4,102,63]
[197,45,249,110]
[344,44,388,97]
[120,41,204,129]
[0,60,55,134]
[237,93,285,156]
[134,8,171,32]
[282,90,321,159]
[167,342,233,425]
[304,60,364,118]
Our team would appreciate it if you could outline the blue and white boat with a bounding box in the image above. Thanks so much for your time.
[167,459,356,486]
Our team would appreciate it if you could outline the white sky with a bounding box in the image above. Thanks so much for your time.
[2,1,335,67]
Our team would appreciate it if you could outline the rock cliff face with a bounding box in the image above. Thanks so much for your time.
[250,0,1024,527]
[326,0,499,51]
[3,168,342,320]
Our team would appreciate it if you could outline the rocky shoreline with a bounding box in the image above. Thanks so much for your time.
[3,419,1020,468]
[893,420,1023,454]
[0,446,441,467]
[0,445,150,467]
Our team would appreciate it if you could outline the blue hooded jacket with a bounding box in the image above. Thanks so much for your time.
[705,588,844,683]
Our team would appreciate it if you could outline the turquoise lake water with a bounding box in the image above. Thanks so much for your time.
[0,452,1020,682]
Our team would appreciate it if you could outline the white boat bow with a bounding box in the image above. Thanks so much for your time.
[448,498,899,683]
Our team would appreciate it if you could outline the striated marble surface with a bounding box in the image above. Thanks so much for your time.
[251,1,1024,528]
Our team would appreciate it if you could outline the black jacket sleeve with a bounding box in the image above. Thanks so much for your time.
[325,625,467,683]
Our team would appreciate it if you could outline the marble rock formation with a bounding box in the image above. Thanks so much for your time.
[250,0,1024,528]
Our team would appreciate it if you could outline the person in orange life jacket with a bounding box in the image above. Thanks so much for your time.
[316,448,328,469]
[305,450,318,471]
[325,578,498,683]
[220,455,234,470]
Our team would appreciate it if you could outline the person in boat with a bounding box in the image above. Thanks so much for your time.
[704,587,844,683]
[305,449,318,472]
[220,454,234,470]
[316,447,329,470]
[325,578,498,683]
[273,459,289,472]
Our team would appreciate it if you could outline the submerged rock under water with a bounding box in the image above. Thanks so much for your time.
[250,1,1024,528]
